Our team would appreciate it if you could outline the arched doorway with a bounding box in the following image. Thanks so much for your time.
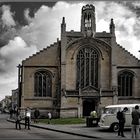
[83,99,95,116]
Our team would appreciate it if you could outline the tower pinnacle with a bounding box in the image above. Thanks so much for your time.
[81,4,96,37]
[61,17,66,34]
[110,18,115,35]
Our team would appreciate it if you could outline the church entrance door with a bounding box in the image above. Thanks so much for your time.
[82,99,95,117]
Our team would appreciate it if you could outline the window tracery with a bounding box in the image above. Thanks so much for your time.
[118,71,133,96]
[76,47,98,89]
[34,70,52,97]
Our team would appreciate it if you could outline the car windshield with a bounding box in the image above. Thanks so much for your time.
[103,107,118,114]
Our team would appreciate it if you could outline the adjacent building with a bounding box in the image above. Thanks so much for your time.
[0,96,12,112]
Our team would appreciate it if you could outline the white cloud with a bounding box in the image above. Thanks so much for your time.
[1,37,26,56]
[18,1,140,58]
[93,1,140,58]
[0,36,37,100]
[1,5,16,27]
[0,36,37,71]
[24,8,33,24]
[20,1,86,50]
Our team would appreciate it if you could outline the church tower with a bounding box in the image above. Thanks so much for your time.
[81,4,96,37]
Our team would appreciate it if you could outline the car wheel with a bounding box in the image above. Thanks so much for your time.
[111,123,119,132]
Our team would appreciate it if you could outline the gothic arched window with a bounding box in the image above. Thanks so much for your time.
[76,47,98,89]
[118,71,134,96]
[34,70,52,97]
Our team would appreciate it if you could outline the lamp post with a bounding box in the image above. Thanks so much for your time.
[17,64,22,108]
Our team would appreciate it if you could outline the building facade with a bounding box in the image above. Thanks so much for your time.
[0,96,12,113]
[19,4,140,118]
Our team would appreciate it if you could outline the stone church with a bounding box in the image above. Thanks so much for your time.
[19,4,140,118]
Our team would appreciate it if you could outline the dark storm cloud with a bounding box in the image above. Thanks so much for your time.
[0,2,56,25]
[0,27,17,47]
[0,2,56,47]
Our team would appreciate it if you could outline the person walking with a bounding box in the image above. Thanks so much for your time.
[131,105,140,139]
[15,108,21,130]
[116,107,128,137]
[48,112,52,124]
[25,107,31,130]
[34,108,40,123]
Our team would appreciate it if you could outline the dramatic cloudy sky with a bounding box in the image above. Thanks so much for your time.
[0,1,140,101]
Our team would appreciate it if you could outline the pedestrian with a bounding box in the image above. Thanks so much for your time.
[9,107,13,119]
[48,112,52,124]
[116,107,128,137]
[25,107,31,130]
[15,108,21,130]
[131,105,140,139]
[13,106,18,119]
[34,108,40,123]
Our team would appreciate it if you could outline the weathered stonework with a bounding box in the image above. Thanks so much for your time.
[20,4,140,118]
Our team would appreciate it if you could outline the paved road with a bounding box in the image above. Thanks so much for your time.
[0,114,93,139]
[3,113,133,139]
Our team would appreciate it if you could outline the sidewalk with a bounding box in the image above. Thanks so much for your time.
[7,119,132,139]
[33,123,132,139]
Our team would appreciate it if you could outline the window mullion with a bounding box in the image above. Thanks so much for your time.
[128,76,130,96]
[93,54,96,87]
[84,51,86,87]
[124,76,127,96]
[80,58,81,88]
[120,76,122,96]
[42,75,43,97]
[37,75,39,96]
[89,53,91,85]
[46,75,47,97]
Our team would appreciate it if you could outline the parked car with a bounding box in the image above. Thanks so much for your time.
[98,104,140,132]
